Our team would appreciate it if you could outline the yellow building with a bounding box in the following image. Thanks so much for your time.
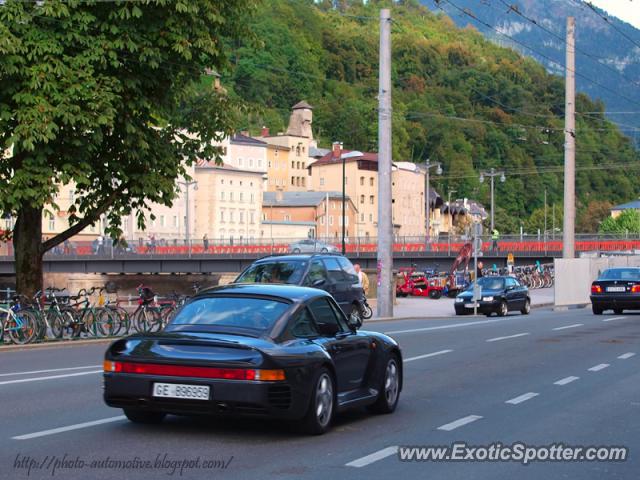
[259,101,316,192]
[309,145,428,239]
[193,161,264,243]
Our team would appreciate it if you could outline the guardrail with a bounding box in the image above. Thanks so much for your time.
[1,235,640,259]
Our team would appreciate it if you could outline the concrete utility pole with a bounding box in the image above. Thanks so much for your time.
[563,16,576,258]
[377,8,393,318]
[424,159,442,251]
[479,168,505,233]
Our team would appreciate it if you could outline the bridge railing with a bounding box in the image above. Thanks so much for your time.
[1,233,640,259]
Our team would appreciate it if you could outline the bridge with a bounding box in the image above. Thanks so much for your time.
[1,236,638,274]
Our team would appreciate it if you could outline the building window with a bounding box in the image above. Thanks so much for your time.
[48,212,55,231]
[329,216,333,226]
[291,177,295,186]
[239,211,244,223]
[230,192,234,201]
[320,178,325,186]
[291,161,295,169]
[249,158,253,168]
[360,195,365,204]
[257,159,262,168]
[221,179,224,184]
[360,176,364,186]
[220,211,225,222]
[369,195,374,205]
[250,193,254,203]
[262,213,267,221]
[230,211,235,222]
[239,193,244,202]
[173,215,178,227]
[369,213,373,222]
[301,177,305,187]
[297,161,300,169]
[220,191,225,201]
[69,190,75,202]
[160,215,165,227]
[320,217,325,225]
[250,212,255,224]
[370,177,374,186]
[238,158,243,166]
[284,214,291,221]
[268,161,272,168]
[360,213,365,222]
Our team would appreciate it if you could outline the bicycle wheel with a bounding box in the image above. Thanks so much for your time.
[94,308,117,336]
[6,310,38,345]
[108,306,129,336]
[80,310,98,337]
[159,304,177,327]
[132,307,161,333]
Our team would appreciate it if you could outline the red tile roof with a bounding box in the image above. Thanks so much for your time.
[313,149,378,167]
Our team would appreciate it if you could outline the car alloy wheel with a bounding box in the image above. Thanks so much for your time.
[292,248,301,253]
[384,359,399,406]
[498,300,508,317]
[521,299,531,315]
[315,373,334,428]
[369,355,401,413]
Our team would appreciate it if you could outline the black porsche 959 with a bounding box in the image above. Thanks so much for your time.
[103,284,402,434]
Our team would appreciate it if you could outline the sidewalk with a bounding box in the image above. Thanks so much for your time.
[369,288,554,321]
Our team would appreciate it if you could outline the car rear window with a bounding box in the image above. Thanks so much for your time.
[235,260,307,284]
[600,269,640,280]
[169,297,290,331]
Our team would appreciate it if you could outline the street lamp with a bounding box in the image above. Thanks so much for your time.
[479,167,505,233]
[423,159,442,250]
[447,189,456,255]
[177,179,198,248]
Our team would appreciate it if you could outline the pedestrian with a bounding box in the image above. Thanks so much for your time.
[491,228,500,251]
[354,264,370,296]
[203,234,209,252]
[477,261,484,280]
[97,235,104,255]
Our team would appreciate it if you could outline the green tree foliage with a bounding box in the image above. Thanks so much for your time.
[599,210,640,234]
[229,0,639,231]
[0,0,256,294]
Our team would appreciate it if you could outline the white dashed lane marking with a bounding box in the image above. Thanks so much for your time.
[588,364,609,372]
[618,352,635,360]
[552,324,583,331]
[437,415,483,431]
[554,376,580,386]
[602,316,626,322]
[404,350,453,363]
[346,446,398,468]
[486,333,530,343]
[505,392,539,405]
[12,416,126,440]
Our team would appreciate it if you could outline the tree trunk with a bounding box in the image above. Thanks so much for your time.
[14,205,44,297]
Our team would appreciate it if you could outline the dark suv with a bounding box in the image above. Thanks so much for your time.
[235,254,366,320]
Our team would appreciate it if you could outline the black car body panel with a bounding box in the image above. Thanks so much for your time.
[454,276,529,315]
[590,268,640,312]
[104,285,401,421]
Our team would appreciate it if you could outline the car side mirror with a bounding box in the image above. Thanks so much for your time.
[506,285,515,291]
[312,278,326,287]
[316,322,340,337]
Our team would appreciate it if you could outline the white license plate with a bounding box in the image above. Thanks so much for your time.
[152,383,210,400]
[606,287,626,292]
[465,303,477,308]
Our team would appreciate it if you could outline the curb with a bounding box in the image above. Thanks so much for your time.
[369,301,554,322]
[0,337,115,352]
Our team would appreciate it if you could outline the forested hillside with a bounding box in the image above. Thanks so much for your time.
[222,0,640,233]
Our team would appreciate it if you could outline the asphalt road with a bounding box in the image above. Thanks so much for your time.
[0,307,638,480]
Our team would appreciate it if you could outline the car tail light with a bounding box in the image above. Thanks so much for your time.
[591,285,602,294]
[631,285,640,293]
[103,360,285,381]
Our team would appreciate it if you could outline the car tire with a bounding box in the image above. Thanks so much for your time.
[292,248,301,254]
[429,289,442,299]
[485,312,492,317]
[497,300,508,317]
[301,368,335,435]
[614,308,623,315]
[123,409,166,424]
[369,354,401,414]
[592,305,603,315]
[521,298,531,315]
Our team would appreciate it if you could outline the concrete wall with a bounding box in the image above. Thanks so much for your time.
[554,256,640,307]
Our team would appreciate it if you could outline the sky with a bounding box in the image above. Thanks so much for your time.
[588,0,640,28]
